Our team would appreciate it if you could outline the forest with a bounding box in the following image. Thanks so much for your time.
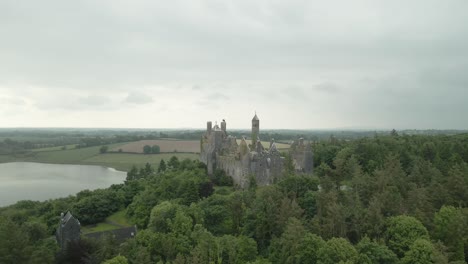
[0,132,467,263]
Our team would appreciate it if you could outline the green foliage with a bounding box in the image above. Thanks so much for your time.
[151,145,160,154]
[73,187,126,225]
[0,217,30,264]
[296,233,326,264]
[384,215,429,258]
[213,168,234,186]
[168,155,180,169]
[433,206,466,261]
[356,237,398,264]
[401,239,445,264]
[269,218,306,264]
[100,145,109,154]
[218,234,258,264]
[2,133,468,263]
[158,159,166,173]
[143,145,151,154]
[316,237,358,264]
[103,255,129,264]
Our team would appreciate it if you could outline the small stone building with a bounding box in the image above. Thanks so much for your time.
[56,211,81,250]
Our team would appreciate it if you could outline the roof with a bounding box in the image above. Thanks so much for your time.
[63,212,73,222]
[252,113,259,121]
[85,226,137,243]
[61,211,79,225]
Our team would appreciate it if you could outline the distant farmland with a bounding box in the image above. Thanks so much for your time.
[112,140,200,153]
[112,139,290,154]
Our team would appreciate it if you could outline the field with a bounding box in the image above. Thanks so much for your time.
[112,140,200,153]
[1,138,286,171]
[31,144,78,152]
[1,141,198,171]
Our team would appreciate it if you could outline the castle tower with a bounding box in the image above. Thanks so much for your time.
[221,119,226,133]
[207,121,212,134]
[252,113,259,143]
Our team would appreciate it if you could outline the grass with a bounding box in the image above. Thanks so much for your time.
[81,210,132,234]
[31,144,78,152]
[106,210,131,226]
[1,141,198,171]
[0,155,18,163]
[24,144,124,164]
[81,222,119,234]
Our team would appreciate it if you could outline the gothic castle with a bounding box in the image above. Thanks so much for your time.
[200,114,313,188]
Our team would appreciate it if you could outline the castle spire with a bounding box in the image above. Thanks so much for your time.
[252,112,259,143]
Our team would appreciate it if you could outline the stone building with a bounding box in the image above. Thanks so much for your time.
[56,211,81,250]
[200,113,313,188]
[290,137,314,173]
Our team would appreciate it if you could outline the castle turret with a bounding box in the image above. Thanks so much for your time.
[252,113,259,143]
[221,119,226,133]
[207,121,212,134]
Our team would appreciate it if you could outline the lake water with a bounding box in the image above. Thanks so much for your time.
[0,162,127,207]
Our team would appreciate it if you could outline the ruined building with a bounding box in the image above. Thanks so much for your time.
[56,211,81,250]
[200,114,313,188]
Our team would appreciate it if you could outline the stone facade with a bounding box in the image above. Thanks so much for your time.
[201,114,313,188]
[290,137,314,173]
[56,211,81,250]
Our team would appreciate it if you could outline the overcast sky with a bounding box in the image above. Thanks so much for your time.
[1,0,467,129]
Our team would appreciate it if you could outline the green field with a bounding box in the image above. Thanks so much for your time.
[1,141,199,171]
[81,210,132,234]
[31,144,78,152]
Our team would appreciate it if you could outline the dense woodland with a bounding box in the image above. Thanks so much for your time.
[1,133,468,263]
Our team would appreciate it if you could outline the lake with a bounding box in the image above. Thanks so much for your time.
[0,162,127,207]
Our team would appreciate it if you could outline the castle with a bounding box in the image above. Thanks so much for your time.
[200,113,313,188]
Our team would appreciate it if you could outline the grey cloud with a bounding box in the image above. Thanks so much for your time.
[124,92,153,104]
[0,1,467,129]
[313,83,341,94]
[78,96,110,106]
[35,95,115,111]
[204,93,230,101]
[0,96,26,105]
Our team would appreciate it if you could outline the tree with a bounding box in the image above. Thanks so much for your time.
[103,255,129,264]
[384,215,429,258]
[158,159,167,173]
[143,145,151,154]
[168,156,180,169]
[148,201,180,233]
[317,237,358,264]
[151,145,160,154]
[0,217,30,264]
[433,206,466,262]
[401,239,447,264]
[126,165,138,182]
[269,218,307,264]
[356,236,398,264]
[297,233,325,264]
[100,145,109,154]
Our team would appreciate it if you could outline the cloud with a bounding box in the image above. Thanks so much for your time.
[0,1,467,129]
[0,96,26,105]
[124,92,153,104]
[313,83,341,94]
